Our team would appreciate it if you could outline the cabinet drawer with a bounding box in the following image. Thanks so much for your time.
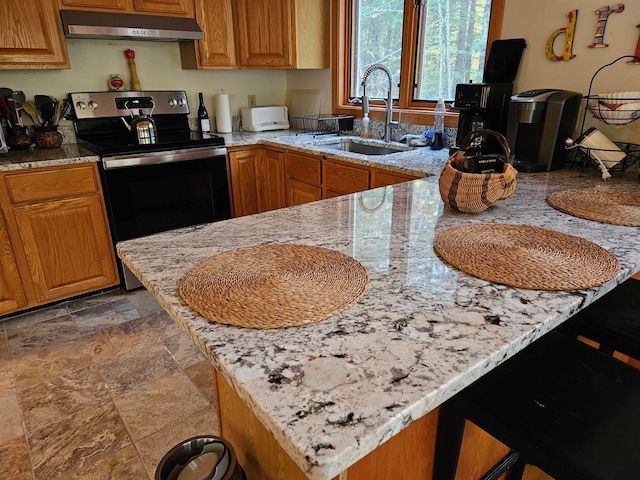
[4,164,100,205]
[370,168,423,189]
[285,152,322,185]
[324,160,370,195]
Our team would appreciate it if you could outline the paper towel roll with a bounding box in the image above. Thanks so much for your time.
[214,92,232,133]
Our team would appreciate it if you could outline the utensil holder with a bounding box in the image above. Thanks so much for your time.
[6,126,34,150]
[33,126,62,148]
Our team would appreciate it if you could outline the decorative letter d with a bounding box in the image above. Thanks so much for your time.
[546,10,578,62]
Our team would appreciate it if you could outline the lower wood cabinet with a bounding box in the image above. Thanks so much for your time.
[0,211,26,315]
[284,150,322,207]
[231,145,426,213]
[0,163,119,316]
[228,147,286,217]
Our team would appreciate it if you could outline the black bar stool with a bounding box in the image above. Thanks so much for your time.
[560,278,640,360]
[433,330,640,480]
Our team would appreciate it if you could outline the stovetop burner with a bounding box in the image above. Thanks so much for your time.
[70,90,225,157]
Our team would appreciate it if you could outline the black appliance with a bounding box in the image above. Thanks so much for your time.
[506,89,582,172]
[71,90,231,290]
[452,38,527,153]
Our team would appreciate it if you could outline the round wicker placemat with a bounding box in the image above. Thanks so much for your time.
[547,188,640,227]
[178,244,368,329]
[433,224,619,291]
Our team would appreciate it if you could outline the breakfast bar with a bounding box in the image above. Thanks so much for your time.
[117,154,640,480]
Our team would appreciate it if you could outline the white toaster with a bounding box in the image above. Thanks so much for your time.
[241,106,290,132]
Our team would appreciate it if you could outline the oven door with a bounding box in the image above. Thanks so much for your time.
[100,146,230,288]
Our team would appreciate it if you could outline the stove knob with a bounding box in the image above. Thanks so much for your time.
[169,98,177,107]
[88,100,99,110]
[178,98,185,106]
[76,101,87,110]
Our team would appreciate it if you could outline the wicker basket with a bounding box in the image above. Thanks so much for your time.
[438,130,517,213]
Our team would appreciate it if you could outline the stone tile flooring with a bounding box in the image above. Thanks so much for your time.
[0,288,218,480]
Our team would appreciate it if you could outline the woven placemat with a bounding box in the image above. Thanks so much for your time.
[547,188,640,227]
[433,224,619,291]
[178,244,368,329]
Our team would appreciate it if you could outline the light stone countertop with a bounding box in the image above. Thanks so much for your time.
[116,149,640,480]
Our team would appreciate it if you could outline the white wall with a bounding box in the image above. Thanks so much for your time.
[502,0,640,141]
[0,38,289,124]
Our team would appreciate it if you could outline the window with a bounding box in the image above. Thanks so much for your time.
[333,0,505,124]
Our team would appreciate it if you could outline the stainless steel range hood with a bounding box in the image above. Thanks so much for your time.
[60,10,203,41]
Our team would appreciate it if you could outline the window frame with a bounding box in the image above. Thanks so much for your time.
[332,0,505,127]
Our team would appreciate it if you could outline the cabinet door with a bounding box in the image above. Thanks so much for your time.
[133,0,192,16]
[257,149,286,213]
[182,0,236,68]
[60,0,129,10]
[323,159,370,196]
[0,0,70,69]
[234,0,293,68]
[370,168,422,189]
[13,195,118,303]
[61,0,192,15]
[286,179,322,207]
[229,149,259,217]
[0,211,26,315]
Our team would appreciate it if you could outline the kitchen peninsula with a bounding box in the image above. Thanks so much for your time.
[117,139,640,480]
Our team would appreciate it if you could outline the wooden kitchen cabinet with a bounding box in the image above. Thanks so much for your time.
[0,0,70,69]
[228,147,286,217]
[370,168,423,188]
[323,159,370,197]
[0,211,27,315]
[59,0,194,16]
[284,150,322,206]
[181,0,329,69]
[0,163,119,315]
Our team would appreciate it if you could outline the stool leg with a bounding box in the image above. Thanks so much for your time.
[434,403,467,480]
[506,456,526,480]
[479,451,521,480]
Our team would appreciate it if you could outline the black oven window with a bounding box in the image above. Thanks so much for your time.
[104,157,230,241]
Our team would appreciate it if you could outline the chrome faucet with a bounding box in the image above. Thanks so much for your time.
[360,63,401,142]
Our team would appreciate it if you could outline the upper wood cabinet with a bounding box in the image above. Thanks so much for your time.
[181,0,329,69]
[0,0,70,69]
[59,0,194,16]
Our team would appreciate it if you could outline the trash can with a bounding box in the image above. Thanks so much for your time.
[155,435,246,480]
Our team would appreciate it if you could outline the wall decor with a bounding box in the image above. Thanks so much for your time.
[546,10,578,62]
[588,3,625,48]
[629,23,640,64]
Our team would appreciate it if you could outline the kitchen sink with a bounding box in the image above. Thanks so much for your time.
[321,139,409,156]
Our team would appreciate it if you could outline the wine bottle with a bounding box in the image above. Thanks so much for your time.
[198,92,211,138]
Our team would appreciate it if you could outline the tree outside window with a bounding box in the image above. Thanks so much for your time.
[335,0,504,124]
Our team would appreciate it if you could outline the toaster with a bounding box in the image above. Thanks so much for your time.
[241,106,290,132]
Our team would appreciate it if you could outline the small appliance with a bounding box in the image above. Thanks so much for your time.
[241,106,289,132]
[452,38,527,153]
[506,89,582,172]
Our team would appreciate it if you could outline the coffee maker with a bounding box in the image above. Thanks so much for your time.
[506,89,582,172]
[452,38,526,152]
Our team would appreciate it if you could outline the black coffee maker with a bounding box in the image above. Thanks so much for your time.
[452,39,527,153]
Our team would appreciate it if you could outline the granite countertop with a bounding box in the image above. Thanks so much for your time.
[0,144,98,171]
[0,131,446,178]
[116,149,640,480]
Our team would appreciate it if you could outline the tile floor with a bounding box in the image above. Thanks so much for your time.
[0,288,218,480]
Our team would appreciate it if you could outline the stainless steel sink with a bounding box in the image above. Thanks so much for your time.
[322,139,408,156]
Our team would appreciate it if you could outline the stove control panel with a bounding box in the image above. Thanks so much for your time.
[70,90,190,119]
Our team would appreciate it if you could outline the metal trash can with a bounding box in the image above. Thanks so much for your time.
[155,436,246,480]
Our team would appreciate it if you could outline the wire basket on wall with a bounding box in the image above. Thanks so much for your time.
[290,114,354,134]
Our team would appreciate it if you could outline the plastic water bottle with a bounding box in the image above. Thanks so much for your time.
[431,98,446,150]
